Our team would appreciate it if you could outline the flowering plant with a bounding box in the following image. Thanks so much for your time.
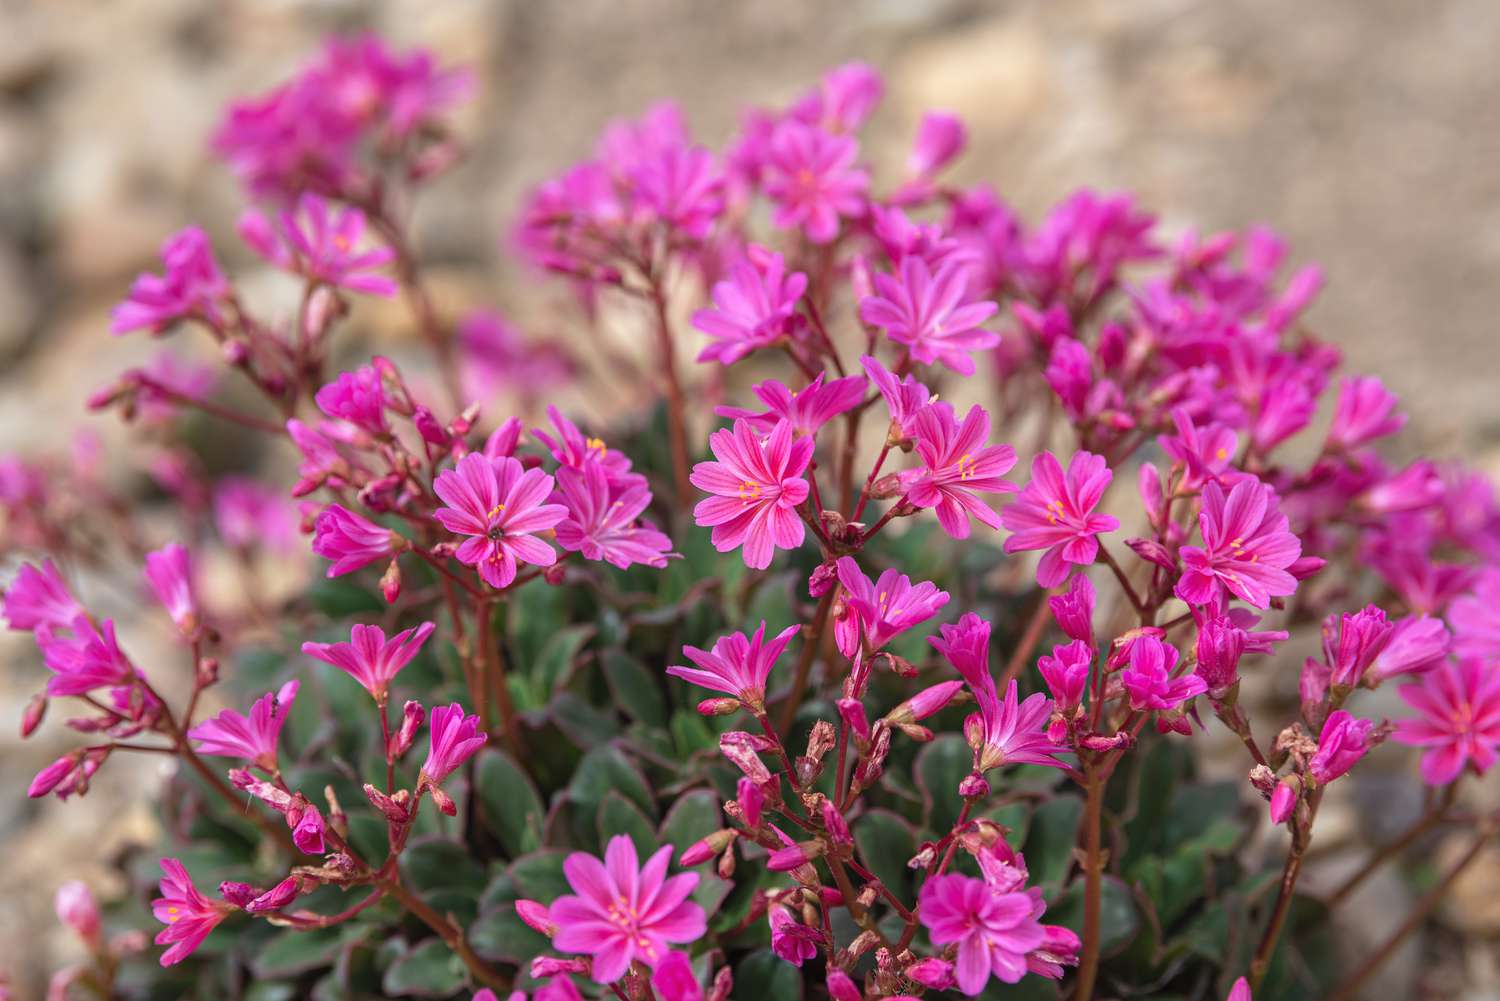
[6,35,1499,1001]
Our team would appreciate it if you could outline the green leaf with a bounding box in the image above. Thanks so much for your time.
[598,790,657,857]
[1047,875,1140,957]
[476,751,546,857]
[658,788,721,853]
[1022,795,1084,889]
[915,734,972,834]
[381,939,465,997]
[399,838,484,895]
[550,692,622,748]
[732,948,803,1000]
[534,624,595,693]
[509,850,570,902]
[252,928,346,980]
[853,809,918,902]
[602,650,668,727]
[669,709,717,756]
[470,905,550,965]
[569,745,655,820]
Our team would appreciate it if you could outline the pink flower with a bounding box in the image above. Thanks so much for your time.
[55,881,101,947]
[1321,605,1394,688]
[1449,570,1500,661]
[421,703,487,795]
[1121,635,1207,712]
[763,122,868,243]
[833,557,949,657]
[901,404,1018,539]
[152,859,230,966]
[930,614,1068,773]
[1037,640,1090,711]
[313,503,400,576]
[111,227,229,335]
[1371,615,1450,682]
[908,111,966,178]
[1269,781,1296,824]
[1001,451,1119,587]
[531,406,638,487]
[1327,376,1405,451]
[458,310,574,402]
[187,680,299,772]
[239,193,397,296]
[1158,407,1239,491]
[715,373,867,437]
[315,366,389,435]
[1047,573,1095,647]
[1308,709,1375,784]
[860,354,934,438]
[39,620,137,698]
[3,560,84,633]
[632,144,725,238]
[793,62,884,133]
[1175,478,1302,609]
[769,903,823,967]
[651,951,703,1001]
[668,621,800,707]
[690,419,812,570]
[693,245,808,366]
[302,622,435,703]
[1394,658,1500,785]
[550,835,706,982]
[434,453,568,588]
[1227,977,1252,1001]
[859,257,999,375]
[1044,338,1094,422]
[554,463,673,570]
[919,874,1046,994]
[144,544,198,635]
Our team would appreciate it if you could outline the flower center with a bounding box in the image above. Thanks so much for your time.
[957,453,978,481]
[738,480,764,504]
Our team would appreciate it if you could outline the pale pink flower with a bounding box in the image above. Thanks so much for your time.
[691,419,812,569]
[434,453,568,588]
[302,622,435,703]
[549,835,706,982]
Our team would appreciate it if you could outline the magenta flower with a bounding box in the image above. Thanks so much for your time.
[1175,478,1302,609]
[111,227,229,335]
[302,622,435,704]
[1394,658,1500,785]
[919,874,1046,994]
[1372,615,1451,682]
[1450,570,1500,662]
[458,310,574,402]
[632,144,725,238]
[434,453,568,588]
[144,543,197,635]
[152,859,231,966]
[901,404,1018,539]
[1037,640,1091,711]
[40,620,137,698]
[833,557,950,658]
[793,62,884,133]
[550,835,706,982]
[554,463,673,570]
[532,406,639,487]
[1158,407,1239,491]
[239,193,397,296]
[1321,605,1394,688]
[315,366,389,435]
[3,559,85,633]
[1048,573,1095,647]
[668,621,800,709]
[691,418,813,570]
[859,257,999,375]
[421,703,487,802]
[763,122,868,243]
[1227,977,1252,1001]
[693,245,808,365]
[313,503,400,576]
[930,614,1068,772]
[1001,451,1119,587]
[188,680,299,772]
[860,354,934,438]
[769,904,823,967]
[1327,376,1405,451]
[1308,709,1375,785]
[1121,635,1207,712]
[908,111,966,178]
[715,373,867,438]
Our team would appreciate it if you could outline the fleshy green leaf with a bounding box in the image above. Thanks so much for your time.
[602,650,668,727]
[915,734,972,835]
[569,744,655,820]
[598,790,657,857]
[509,850,570,902]
[733,948,803,1001]
[381,939,465,997]
[1022,794,1085,889]
[476,751,546,856]
[853,808,919,903]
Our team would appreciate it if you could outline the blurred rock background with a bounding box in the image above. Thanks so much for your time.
[2,0,1499,996]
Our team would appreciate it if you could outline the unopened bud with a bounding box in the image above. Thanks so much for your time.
[873,651,917,678]
[888,680,965,726]
[717,845,737,879]
[380,559,402,604]
[429,784,456,816]
[958,772,990,799]
[542,562,567,586]
[195,656,220,689]
[680,829,736,866]
[364,783,409,824]
[869,473,904,499]
[514,898,556,937]
[21,693,46,737]
[389,700,424,759]
[697,697,742,716]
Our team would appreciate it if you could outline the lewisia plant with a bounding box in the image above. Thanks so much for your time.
[4,34,1498,1001]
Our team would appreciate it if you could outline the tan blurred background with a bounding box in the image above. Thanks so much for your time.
[3,0,1500,994]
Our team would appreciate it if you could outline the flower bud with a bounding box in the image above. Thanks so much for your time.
[958,772,990,799]
[870,473,904,499]
[388,700,424,760]
[808,561,838,597]
[514,898,556,937]
[55,881,100,948]
[821,800,853,848]
[412,406,448,446]
[1269,779,1297,824]
[826,969,862,1001]
[717,845,737,879]
[888,680,965,726]
[379,559,402,604]
[542,562,567,586]
[697,697,742,716]
[680,829,737,867]
[363,783,409,824]
[218,881,258,908]
[29,753,79,799]
[531,956,590,978]
[907,957,956,989]
[652,950,703,1001]
[836,697,871,744]
[873,651,917,678]
[20,693,46,738]
[429,784,456,817]
[708,965,734,1001]
[245,877,300,913]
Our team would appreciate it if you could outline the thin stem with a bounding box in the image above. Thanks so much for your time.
[1097,544,1146,618]
[368,210,463,411]
[774,591,836,733]
[647,278,694,509]
[477,596,524,758]
[850,443,891,523]
[380,875,511,993]
[379,700,396,792]
[1248,788,1323,992]
[1326,786,1457,910]
[1000,589,1053,687]
[1326,823,1495,1001]
[1074,767,1107,1001]
[131,375,286,435]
